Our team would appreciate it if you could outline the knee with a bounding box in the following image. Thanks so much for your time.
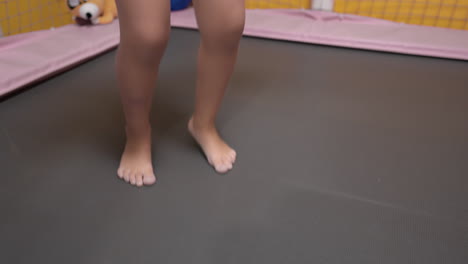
[134,26,170,58]
[222,15,245,38]
[202,16,244,51]
[124,25,170,64]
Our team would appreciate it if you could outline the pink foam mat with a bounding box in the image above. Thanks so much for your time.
[1,9,467,96]
[171,9,468,60]
[0,22,120,96]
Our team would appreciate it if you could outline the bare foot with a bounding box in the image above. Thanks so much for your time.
[117,125,156,186]
[188,118,237,174]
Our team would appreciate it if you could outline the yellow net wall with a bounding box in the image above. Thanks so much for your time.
[0,0,72,36]
[0,0,467,37]
[334,0,468,30]
[245,0,311,8]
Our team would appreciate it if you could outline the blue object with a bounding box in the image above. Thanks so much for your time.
[171,0,192,11]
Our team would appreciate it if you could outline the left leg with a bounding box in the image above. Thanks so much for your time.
[189,0,245,173]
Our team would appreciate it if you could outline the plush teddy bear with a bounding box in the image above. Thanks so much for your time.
[67,0,117,25]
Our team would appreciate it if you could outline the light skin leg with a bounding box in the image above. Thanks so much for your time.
[115,0,170,186]
[188,0,245,173]
[115,0,245,185]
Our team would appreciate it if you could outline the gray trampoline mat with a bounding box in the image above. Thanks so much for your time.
[0,28,467,264]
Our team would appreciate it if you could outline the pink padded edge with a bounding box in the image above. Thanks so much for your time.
[0,22,120,96]
[1,9,467,96]
[171,9,468,60]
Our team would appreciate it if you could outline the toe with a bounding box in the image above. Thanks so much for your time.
[130,174,137,185]
[143,171,156,185]
[123,170,131,182]
[117,168,124,178]
[207,157,215,168]
[136,174,144,187]
[226,161,233,170]
[214,162,229,174]
[215,166,227,174]
[224,158,233,171]
[230,150,237,162]
[210,157,223,172]
[211,155,233,174]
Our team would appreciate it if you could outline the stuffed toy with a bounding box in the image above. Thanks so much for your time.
[67,0,118,25]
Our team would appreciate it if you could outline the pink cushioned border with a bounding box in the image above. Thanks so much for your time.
[0,22,120,96]
[1,9,467,96]
[171,9,468,61]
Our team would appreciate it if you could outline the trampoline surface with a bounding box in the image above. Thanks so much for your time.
[1,29,467,264]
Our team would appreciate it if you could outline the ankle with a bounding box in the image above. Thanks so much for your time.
[125,122,151,140]
[189,116,215,133]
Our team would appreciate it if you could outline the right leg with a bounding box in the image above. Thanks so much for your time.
[115,0,170,187]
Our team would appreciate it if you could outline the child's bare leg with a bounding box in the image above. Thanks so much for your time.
[115,0,170,186]
[189,0,245,173]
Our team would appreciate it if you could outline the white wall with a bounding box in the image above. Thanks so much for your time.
[312,0,334,11]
